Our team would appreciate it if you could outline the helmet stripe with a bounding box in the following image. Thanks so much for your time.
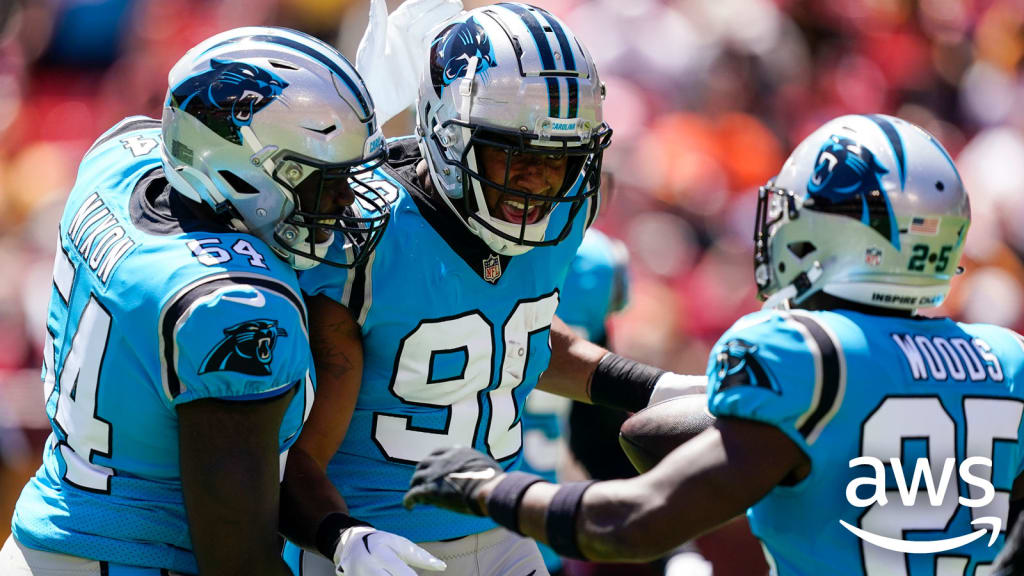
[534,8,577,71]
[534,7,579,118]
[498,3,561,118]
[866,114,906,191]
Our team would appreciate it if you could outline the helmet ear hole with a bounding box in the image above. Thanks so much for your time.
[219,170,260,195]
[787,241,816,259]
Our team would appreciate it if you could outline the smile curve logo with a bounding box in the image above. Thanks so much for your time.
[839,517,1001,554]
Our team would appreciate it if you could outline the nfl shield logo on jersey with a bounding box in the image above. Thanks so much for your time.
[482,254,502,283]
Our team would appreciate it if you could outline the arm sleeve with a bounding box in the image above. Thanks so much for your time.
[164,281,311,406]
[707,311,845,457]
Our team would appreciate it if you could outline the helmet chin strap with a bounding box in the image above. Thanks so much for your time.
[761,261,823,311]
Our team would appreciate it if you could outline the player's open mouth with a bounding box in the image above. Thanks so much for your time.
[497,198,544,224]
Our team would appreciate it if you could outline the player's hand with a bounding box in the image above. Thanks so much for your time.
[403,446,504,515]
[355,0,464,124]
[333,526,446,576]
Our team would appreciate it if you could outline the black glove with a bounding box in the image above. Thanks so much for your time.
[403,446,503,516]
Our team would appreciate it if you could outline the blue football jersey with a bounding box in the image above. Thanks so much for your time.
[708,309,1024,576]
[298,138,593,542]
[11,117,315,574]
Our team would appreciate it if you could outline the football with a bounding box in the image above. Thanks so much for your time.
[618,394,716,473]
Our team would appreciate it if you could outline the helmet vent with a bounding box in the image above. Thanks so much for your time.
[787,241,816,259]
[303,124,337,135]
[268,59,299,70]
[219,170,260,195]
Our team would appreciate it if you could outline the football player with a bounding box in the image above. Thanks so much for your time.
[281,4,701,575]
[0,28,442,576]
[404,114,1024,575]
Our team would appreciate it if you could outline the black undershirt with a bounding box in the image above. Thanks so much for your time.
[128,168,234,236]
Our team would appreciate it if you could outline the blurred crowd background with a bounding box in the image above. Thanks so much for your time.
[1,0,1024,572]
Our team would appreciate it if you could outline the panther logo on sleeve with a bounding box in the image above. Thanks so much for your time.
[199,319,288,376]
[168,59,288,145]
[714,339,778,393]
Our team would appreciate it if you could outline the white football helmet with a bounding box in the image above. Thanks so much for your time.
[416,3,611,256]
[161,27,388,270]
[755,114,970,310]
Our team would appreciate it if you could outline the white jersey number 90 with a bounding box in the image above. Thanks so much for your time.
[373,293,560,463]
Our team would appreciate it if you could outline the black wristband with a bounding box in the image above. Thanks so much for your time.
[545,481,596,560]
[589,353,666,413]
[315,512,372,559]
[486,471,545,532]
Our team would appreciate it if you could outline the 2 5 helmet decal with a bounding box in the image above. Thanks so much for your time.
[168,59,288,145]
[199,319,288,376]
[429,17,497,98]
[806,134,899,249]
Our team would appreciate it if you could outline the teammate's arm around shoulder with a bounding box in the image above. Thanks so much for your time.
[279,295,446,575]
[280,294,362,548]
[179,391,297,576]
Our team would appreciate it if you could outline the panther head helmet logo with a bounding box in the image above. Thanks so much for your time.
[429,17,497,97]
[199,319,288,376]
[169,59,288,145]
[806,135,899,247]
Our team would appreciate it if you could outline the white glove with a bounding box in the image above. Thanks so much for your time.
[356,0,464,125]
[334,526,446,575]
[648,373,707,407]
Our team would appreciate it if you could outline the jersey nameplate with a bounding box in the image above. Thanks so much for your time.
[66,192,136,283]
[891,333,1003,383]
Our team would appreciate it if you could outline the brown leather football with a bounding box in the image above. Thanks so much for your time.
[618,394,716,473]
